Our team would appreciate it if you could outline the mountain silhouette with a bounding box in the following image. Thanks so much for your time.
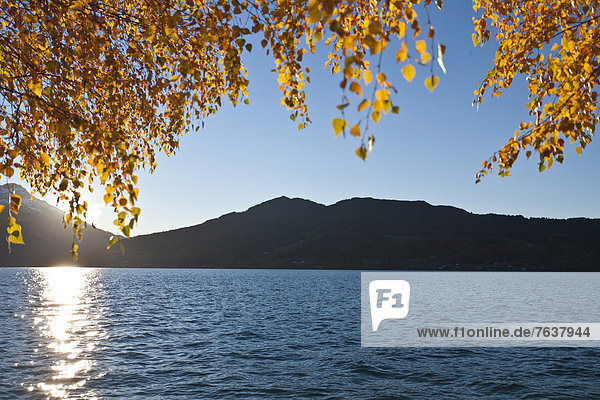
[105,196,600,271]
[1,186,598,270]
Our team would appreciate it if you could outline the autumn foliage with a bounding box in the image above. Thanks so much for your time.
[473,0,599,182]
[0,0,597,253]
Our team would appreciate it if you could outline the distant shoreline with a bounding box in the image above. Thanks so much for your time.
[1,265,598,272]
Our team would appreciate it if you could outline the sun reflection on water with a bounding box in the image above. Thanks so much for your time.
[29,267,103,399]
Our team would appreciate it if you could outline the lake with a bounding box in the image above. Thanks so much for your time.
[0,268,598,399]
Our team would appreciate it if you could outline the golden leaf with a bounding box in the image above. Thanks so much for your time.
[7,223,24,245]
[397,21,406,39]
[40,153,50,165]
[357,99,370,112]
[332,118,346,136]
[395,42,408,62]
[10,194,21,214]
[425,76,439,92]
[307,2,321,24]
[355,146,367,161]
[363,70,372,84]
[401,65,416,82]
[107,236,118,250]
[371,111,381,124]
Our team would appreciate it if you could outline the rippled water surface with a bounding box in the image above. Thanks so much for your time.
[0,268,598,399]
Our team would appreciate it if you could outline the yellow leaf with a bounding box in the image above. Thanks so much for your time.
[472,33,480,47]
[416,40,426,54]
[575,146,582,156]
[363,70,372,85]
[71,243,78,261]
[367,38,382,55]
[7,223,24,244]
[107,235,118,250]
[425,76,439,92]
[40,153,50,165]
[395,42,407,62]
[376,89,389,101]
[29,81,43,97]
[357,99,370,112]
[0,205,4,214]
[355,146,367,161]
[332,118,346,136]
[376,72,386,85]
[401,65,415,82]
[350,124,361,137]
[307,2,321,24]
[397,21,406,39]
[371,111,381,124]
[382,100,392,113]
[349,81,362,97]
[103,193,114,204]
[8,232,24,245]
[343,36,355,50]
[10,194,21,214]
[420,52,431,63]
[372,99,384,112]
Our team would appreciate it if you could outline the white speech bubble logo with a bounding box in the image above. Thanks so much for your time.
[369,280,410,331]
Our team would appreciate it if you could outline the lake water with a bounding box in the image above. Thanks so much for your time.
[0,268,598,399]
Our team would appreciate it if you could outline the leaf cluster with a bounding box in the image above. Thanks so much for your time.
[473,0,599,182]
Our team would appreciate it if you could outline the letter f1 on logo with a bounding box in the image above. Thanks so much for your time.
[369,280,410,331]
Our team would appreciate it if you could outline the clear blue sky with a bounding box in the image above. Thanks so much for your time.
[20,2,600,235]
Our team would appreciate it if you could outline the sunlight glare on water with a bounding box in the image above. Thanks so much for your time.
[30,267,103,399]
